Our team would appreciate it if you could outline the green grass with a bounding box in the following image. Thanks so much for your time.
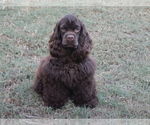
[0,7,150,118]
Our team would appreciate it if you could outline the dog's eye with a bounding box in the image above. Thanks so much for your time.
[61,29,66,32]
[74,29,80,33]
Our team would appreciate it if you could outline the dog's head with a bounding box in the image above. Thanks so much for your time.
[49,14,92,60]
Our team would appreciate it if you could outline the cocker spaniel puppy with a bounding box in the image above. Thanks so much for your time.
[33,14,98,109]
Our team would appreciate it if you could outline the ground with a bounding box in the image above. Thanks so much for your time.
[0,7,150,118]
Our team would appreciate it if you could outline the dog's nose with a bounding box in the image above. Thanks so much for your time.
[67,35,74,42]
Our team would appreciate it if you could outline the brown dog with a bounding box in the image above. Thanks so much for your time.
[33,15,98,109]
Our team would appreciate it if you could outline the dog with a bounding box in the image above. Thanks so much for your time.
[33,14,98,109]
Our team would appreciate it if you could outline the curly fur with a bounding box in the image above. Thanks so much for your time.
[33,15,98,109]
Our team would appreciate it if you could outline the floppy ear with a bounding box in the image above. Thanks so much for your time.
[48,21,65,57]
[80,21,92,52]
[49,21,61,42]
[72,22,92,61]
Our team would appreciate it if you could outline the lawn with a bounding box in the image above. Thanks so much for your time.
[0,7,150,119]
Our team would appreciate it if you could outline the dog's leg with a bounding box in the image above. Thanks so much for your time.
[71,78,98,108]
[42,83,69,109]
[33,57,48,95]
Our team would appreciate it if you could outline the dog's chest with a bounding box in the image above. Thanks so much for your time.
[61,62,81,80]
[48,58,87,85]
[66,63,77,76]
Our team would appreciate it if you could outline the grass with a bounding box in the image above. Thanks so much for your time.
[0,7,150,119]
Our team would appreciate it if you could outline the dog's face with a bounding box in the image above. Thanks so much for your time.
[59,15,81,49]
